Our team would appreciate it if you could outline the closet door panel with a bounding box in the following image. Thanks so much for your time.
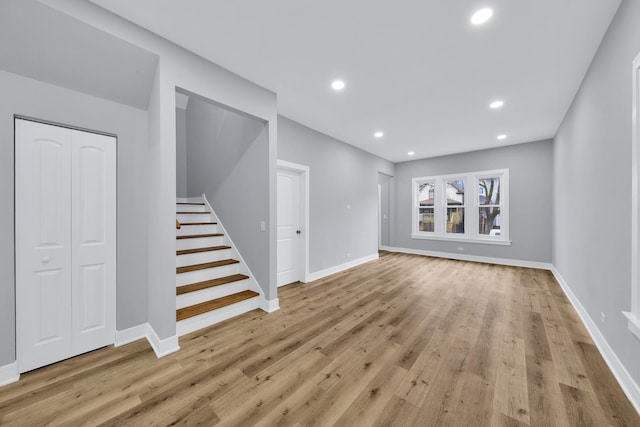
[71,130,116,355]
[15,119,73,373]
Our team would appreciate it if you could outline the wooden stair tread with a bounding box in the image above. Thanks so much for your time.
[176,202,205,205]
[176,290,259,321]
[176,259,239,274]
[179,222,218,226]
[178,211,211,214]
[176,233,223,240]
[177,246,231,256]
[176,274,249,295]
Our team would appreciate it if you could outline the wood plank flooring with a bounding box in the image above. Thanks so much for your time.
[1,251,637,426]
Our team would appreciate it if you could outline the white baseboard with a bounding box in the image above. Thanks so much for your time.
[551,266,640,415]
[380,245,552,270]
[262,298,280,313]
[146,325,180,359]
[308,253,379,282]
[0,362,19,387]
[114,324,148,347]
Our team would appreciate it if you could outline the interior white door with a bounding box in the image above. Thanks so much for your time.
[71,130,116,355]
[277,169,301,286]
[16,120,73,373]
[16,119,116,373]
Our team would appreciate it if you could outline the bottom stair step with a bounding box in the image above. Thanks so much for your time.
[177,274,249,295]
[176,290,259,321]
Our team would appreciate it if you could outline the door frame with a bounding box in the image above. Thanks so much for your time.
[14,116,118,373]
[277,160,310,283]
[378,184,382,249]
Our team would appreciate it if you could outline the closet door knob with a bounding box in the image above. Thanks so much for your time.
[42,257,50,264]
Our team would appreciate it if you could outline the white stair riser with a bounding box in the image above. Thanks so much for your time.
[176,280,250,310]
[176,264,240,286]
[177,224,218,236]
[176,297,260,337]
[176,204,207,213]
[176,236,224,251]
[176,249,232,267]
[177,213,211,223]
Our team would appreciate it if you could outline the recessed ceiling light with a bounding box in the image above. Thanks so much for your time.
[331,80,345,91]
[374,131,384,138]
[471,8,493,25]
[497,134,507,140]
[490,100,504,109]
[408,151,415,156]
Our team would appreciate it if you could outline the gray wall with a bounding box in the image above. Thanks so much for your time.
[393,140,553,263]
[278,116,394,273]
[176,107,187,197]
[554,0,640,385]
[0,69,149,366]
[378,173,392,247]
[185,97,271,297]
[41,0,279,337]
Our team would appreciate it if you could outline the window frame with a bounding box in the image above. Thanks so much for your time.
[411,168,510,245]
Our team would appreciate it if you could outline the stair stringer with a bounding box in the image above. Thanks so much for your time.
[201,193,267,308]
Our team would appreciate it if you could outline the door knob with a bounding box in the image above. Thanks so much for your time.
[42,256,50,264]
[296,230,301,234]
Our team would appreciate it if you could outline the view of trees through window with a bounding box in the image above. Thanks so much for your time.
[478,177,501,235]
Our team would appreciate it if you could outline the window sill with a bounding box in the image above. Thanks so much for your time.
[410,234,512,246]
[623,311,640,341]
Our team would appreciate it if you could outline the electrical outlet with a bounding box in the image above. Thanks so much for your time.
[600,312,606,324]
[260,221,266,232]
[346,253,351,258]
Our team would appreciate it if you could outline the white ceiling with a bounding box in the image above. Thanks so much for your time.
[90,0,620,162]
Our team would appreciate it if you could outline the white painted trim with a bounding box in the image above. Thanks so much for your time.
[114,323,148,347]
[201,194,263,297]
[623,311,640,342]
[631,52,640,337]
[410,234,512,246]
[551,266,640,415]
[378,184,382,249]
[380,245,551,270]
[277,160,311,283]
[261,298,280,313]
[0,362,19,387]
[308,253,380,282]
[146,325,180,358]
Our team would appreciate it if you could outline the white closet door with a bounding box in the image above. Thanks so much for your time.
[71,130,116,355]
[16,120,73,373]
[16,119,116,373]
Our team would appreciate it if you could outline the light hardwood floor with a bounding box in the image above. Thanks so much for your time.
[1,251,638,426]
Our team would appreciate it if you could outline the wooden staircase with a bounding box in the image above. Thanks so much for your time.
[176,198,261,336]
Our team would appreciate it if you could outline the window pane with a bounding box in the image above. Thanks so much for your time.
[418,182,435,207]
[419,207,434,232]
[446,180,464,206]
[446,207,465,234]
[479,207,501,235]
[478,177,500,205]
